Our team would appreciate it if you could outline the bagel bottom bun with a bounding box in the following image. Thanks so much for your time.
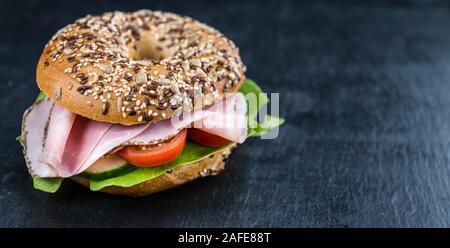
[71,146,235,197]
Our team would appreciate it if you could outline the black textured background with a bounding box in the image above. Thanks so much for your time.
[1,0,450,227]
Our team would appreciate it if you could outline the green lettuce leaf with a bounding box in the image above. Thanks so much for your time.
[238,79,269,128]
[89,141,234,191]
[35,91,46,103]
[33,177,63,193]
[30,78,285,193]
[248,115,285,137]
[239,78,285,136]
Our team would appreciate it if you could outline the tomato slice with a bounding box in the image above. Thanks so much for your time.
[118,129,187,167]
[187,128,232,147]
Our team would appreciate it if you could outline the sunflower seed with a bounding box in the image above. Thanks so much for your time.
[54,86,62,100]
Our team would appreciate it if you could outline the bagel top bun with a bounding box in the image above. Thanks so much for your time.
[36,10,246,126]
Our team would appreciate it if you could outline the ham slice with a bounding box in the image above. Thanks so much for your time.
[23,93,248,178]
[21,98,56,177]
[57,117,112,177]
[38,103,76,175]
[125,108,211,145]
[195,93,248,143]
[76,123,149,175]
[126,93,248,145]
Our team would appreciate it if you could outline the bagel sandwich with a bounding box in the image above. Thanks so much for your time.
[19,10,284,197]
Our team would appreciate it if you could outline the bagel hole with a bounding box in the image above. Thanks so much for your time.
[131,35,172,61]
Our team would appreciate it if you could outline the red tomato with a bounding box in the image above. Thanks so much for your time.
[118,129,187,167]
[187,128,231,147]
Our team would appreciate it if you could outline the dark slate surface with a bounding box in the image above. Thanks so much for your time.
[1,0,450,227]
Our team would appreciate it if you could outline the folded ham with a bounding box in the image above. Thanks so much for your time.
[193,92,248,143]
[21,98,57,177]
[39,104,76,172]
[22,93,247,178]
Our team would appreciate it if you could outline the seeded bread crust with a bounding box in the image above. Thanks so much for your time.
[37,10,245,126]
[71,146,234,197]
